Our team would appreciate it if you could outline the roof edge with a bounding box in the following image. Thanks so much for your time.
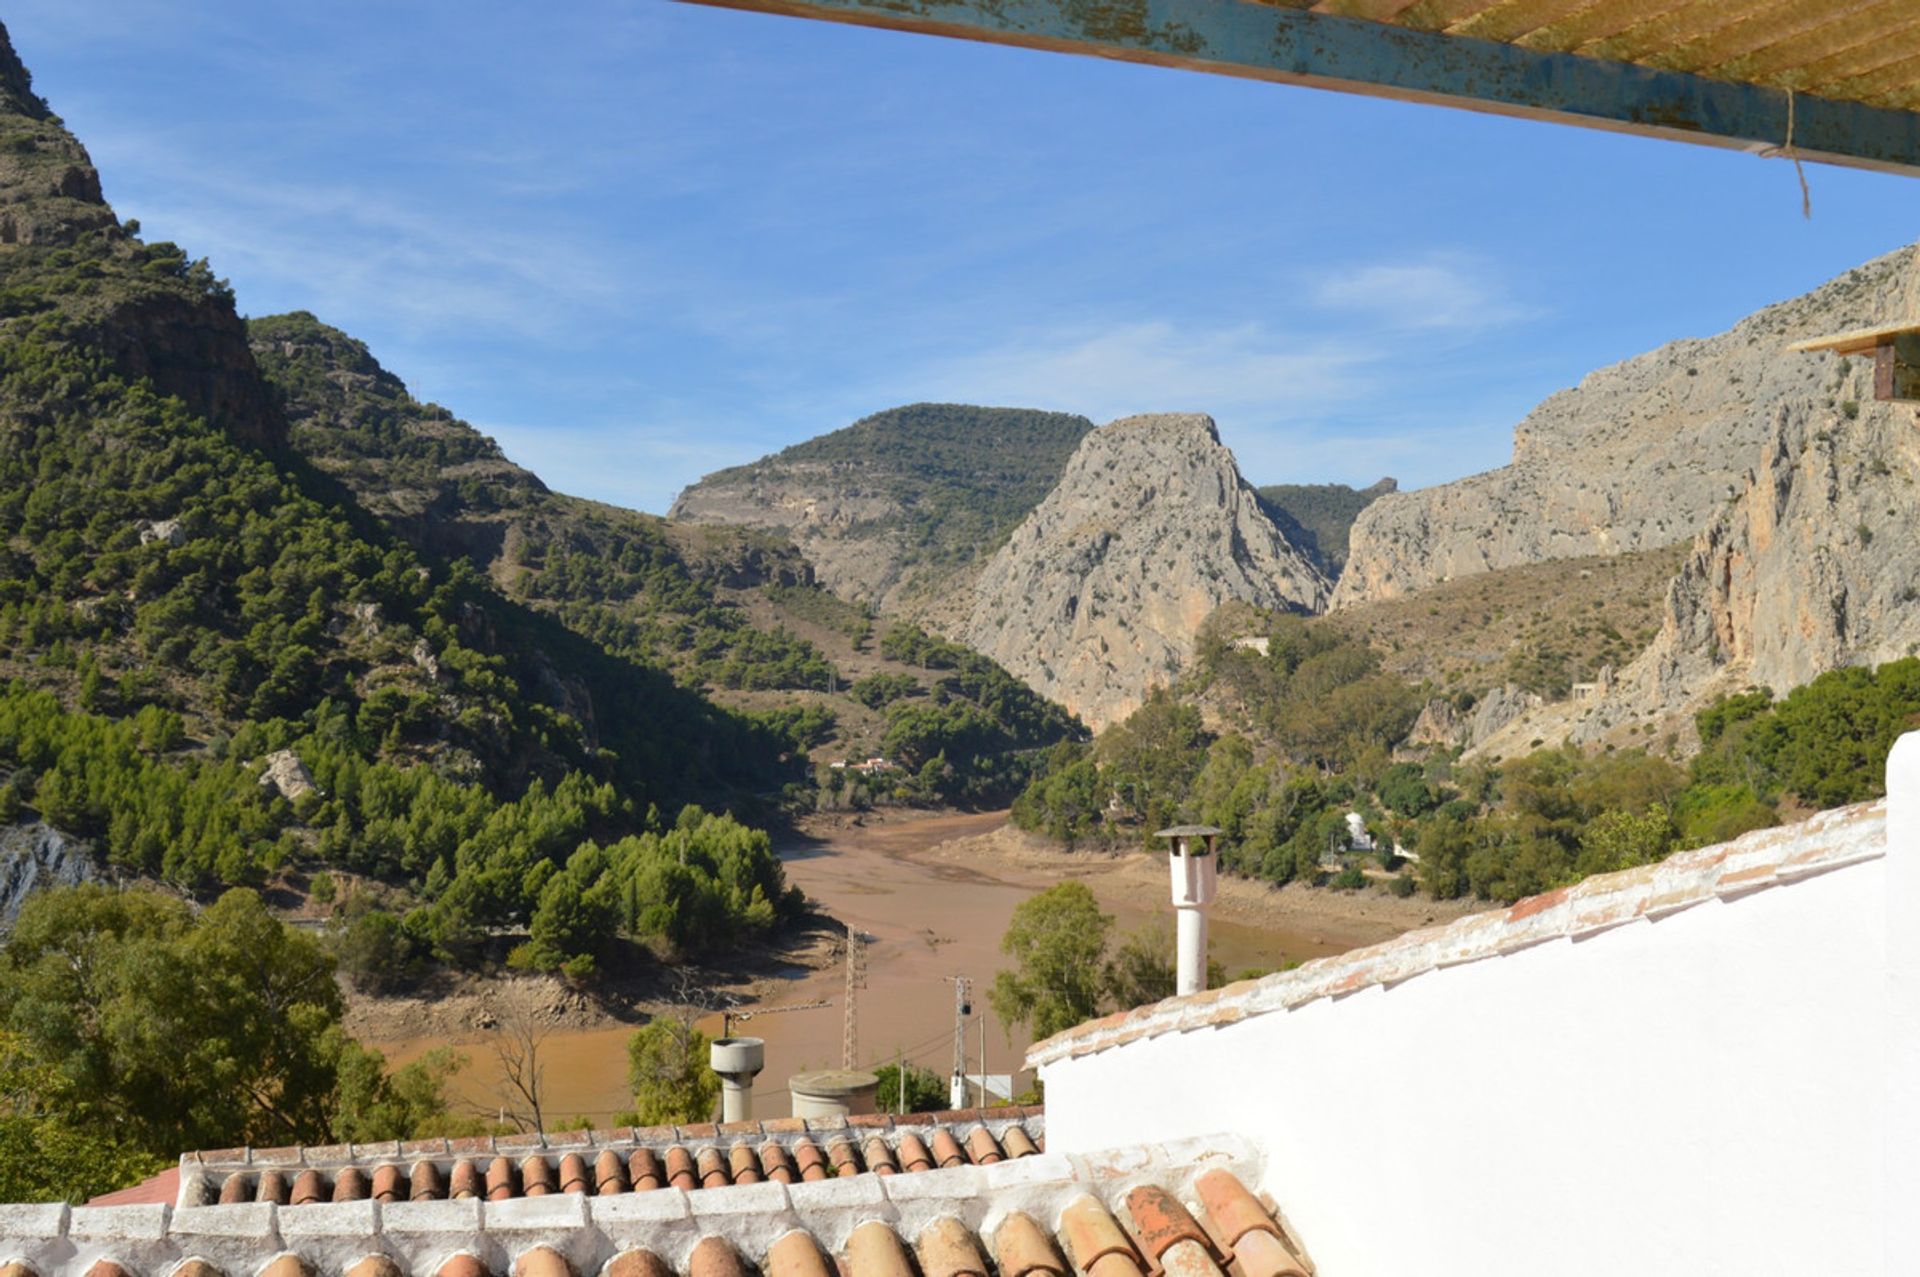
[1028,799,1887,1069]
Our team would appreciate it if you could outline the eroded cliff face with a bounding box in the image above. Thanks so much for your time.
[1583,393,1920,736]
[962,414,1328,731]
[1334,246,1916,608]
[1469,360,1920,757]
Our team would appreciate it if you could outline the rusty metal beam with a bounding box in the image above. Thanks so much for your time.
[677,0,1920,176]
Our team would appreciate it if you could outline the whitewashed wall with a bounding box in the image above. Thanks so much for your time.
[1039,733,1920,1277]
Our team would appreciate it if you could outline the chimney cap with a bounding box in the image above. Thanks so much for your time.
[1155,825,1222,839]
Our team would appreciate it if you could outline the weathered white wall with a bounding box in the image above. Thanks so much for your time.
[1042,749,1919,1277]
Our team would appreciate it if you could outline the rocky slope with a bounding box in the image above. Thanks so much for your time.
[1334,248,1914,608]
[963,414,1328,730]
[1466,259,1920,756]
[670,404,1093,618]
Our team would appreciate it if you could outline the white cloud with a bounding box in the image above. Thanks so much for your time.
[1312,252,1533,332]
[886,320,1375,426]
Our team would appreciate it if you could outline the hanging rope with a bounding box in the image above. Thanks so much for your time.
[1761,87,1813,220]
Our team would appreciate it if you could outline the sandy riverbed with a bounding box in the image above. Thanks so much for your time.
[365,808,1474,1124]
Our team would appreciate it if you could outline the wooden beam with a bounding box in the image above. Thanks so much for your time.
[677,0,1920,175]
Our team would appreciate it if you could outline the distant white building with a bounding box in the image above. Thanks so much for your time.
[1344,810,1375,852]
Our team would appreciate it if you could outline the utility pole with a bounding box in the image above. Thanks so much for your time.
[979,1013,988,1107]
[946,975,972,1109]
[843,924,866,1069]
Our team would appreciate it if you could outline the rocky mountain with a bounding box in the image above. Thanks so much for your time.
[1333,249,1912,608]
[962,414,1329,731]
[1418,249,1920,756]
[670,404,1093,619]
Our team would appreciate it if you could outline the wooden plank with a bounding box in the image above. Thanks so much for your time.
[1653,0,1888,75]
[1450,0,1617,46]
[1392,0,1508,32]
[1310,0,1426,21]
[673,0,1920,175]
[1787,321,1920,354]
[1581,0,1775,64]
[1512,0,1689,53]
[1844,51,1920,110]
[1788,14,1920,82]
[1710,2,1920,83]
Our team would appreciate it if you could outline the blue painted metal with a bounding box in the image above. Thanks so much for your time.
[679,0,1920,177]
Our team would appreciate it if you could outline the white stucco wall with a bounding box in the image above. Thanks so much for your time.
[1040,741,1920,1277]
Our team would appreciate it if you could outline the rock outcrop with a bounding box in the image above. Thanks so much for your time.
[0,822,97,932]
[963,414,1328,731]
[1335,246,1917,607]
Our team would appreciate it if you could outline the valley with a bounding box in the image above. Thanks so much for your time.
[365,806,1462,1123]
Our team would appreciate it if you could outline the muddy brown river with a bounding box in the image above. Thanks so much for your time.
[377,811,1381,1124]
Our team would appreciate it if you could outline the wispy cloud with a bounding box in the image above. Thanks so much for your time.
[1312,251,1534,332]
[884,320,1375,426]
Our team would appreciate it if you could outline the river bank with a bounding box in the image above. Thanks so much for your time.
[358,807,1473,1124]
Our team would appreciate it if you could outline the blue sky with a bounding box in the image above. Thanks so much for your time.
[10,2,1920,513]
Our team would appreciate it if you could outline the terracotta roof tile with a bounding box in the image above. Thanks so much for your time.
[628,1148,664,1192]
[171,1262,223,1277]
[791,1140,829,1182]
[963,1127,1002,1165]
[894,1134,934,1173]
[82,1264,132,1277]
[727,1144,762,1185]
[594,1150,627,1195]
[249,1169,284,1206]
[767,1230,835,1277]
[363,1165,398,1203]
[825,1139,861,1178]
[511,1245,572,1277]
[664,1147,697,1192]
[1000,1127,1038,1159]
[916,1216,989,1277]
[487,1157,520,1202]
[557,1153,591,1196]
[695,1147,729,1190]
[0,1144,1291,1277]
[687,1238,748,1277]
[1030,799,1889,1068]
[522,1155,557,1197]
[259,1256,315,1277]
[992,1212,1069,1277]
[846,1221,914,1277]
[333,1167,368,1203]
[929,1130,965,1169]
[860,1137,897,1176]
[409,1161,443,1202]
[289,1170,325,1207]
[757,1142,795,1183]
[448,1159,482,1201]
[216,1174,248,1207]
[343,1259,404,1277]
[603,1252,672,1277]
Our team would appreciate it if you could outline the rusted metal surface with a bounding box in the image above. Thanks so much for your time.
[676,0,1920,176]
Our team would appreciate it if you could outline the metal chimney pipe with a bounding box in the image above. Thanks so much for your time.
[709,1037,765,1123]
[1157,825,1221,996]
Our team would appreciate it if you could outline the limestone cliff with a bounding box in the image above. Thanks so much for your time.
[962,414,1328,731]
[1471,335,1920,757]
[1335,246,1916,608]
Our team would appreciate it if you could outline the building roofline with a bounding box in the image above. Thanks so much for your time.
[1028,799,1887,1069]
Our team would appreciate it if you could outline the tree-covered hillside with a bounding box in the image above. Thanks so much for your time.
[1014,595,1919,907]
[0,25,809,986]
[1255,477,1397,578]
